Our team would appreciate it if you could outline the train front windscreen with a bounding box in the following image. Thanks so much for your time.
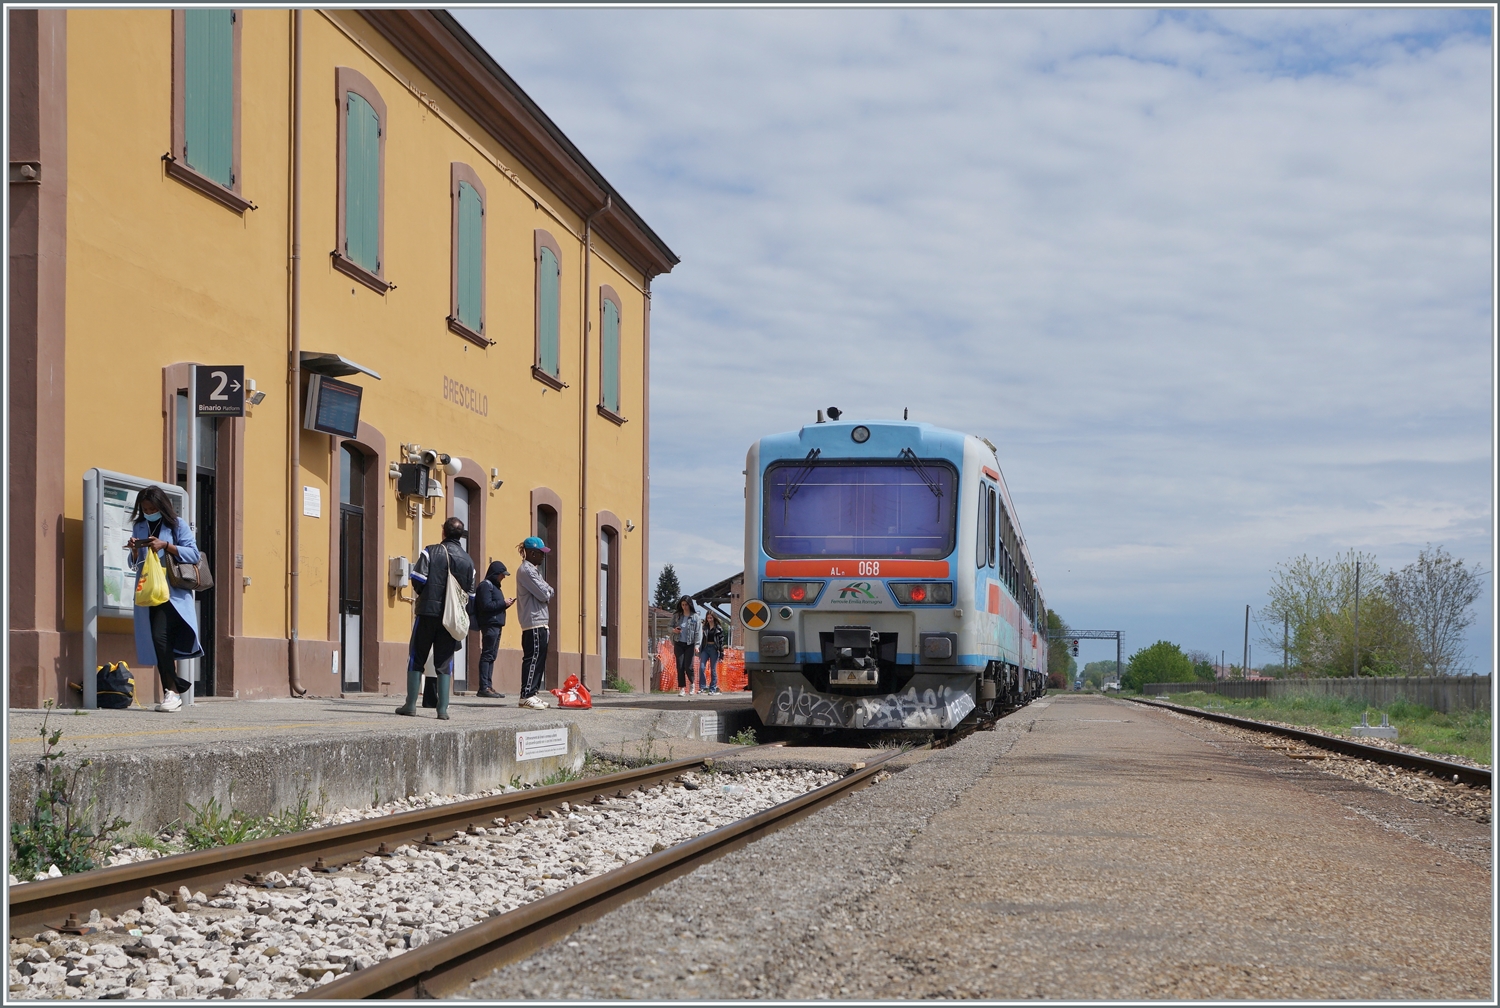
[762,460,958,559]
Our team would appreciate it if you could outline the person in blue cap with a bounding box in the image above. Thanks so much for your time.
[515,536,555,709]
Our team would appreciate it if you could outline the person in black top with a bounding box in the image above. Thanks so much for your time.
[471,560,513,698]
[396,516,476,720]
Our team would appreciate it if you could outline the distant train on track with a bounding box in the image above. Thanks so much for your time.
[741,415,1047,733]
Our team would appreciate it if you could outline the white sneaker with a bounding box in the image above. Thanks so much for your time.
[156,691,182,713]
[521,695,549,710]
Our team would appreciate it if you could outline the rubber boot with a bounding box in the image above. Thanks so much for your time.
[395,668,422,716]
[436,673,452,721]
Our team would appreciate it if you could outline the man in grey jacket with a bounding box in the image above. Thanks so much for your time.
[516,536,555,709]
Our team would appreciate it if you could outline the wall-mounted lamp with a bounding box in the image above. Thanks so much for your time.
[489,467,503,490]
[246,378,267,407]
[625,519,636,532]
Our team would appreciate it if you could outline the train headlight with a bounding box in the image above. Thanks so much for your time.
[762,581,822,604]
[850,425,870,443]
[889,581,953,605]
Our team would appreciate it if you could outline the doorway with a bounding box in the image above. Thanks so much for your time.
[449,480,471,691]
[536,503,560,688]
[338,445,366,691]
[175,392,216,696]
[599,526,618,681]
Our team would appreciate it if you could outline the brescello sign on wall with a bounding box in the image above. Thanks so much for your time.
[443,375,488,417]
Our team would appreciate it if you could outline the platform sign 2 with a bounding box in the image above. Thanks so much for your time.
[195,365,245,417]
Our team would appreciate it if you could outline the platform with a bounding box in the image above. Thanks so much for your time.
[467,694,1492,1001]
[6,690,759,836]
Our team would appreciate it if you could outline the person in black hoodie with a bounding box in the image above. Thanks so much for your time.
[472,560,513,699]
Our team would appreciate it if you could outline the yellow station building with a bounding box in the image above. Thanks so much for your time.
[8,8,677,705]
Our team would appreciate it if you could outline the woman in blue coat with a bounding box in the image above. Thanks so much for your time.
[126,486,202,712]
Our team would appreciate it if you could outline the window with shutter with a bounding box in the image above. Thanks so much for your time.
[345,92,380,272]
[456,181,483,330]
[538,246,560,376]
[183,8,234,187]
[601,297,620,414]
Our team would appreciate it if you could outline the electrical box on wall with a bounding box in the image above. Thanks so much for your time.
[396,464,430,497]
[388,556,410,588]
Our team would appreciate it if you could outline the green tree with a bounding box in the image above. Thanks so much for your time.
[1260,550,1418,677]
[1045,610,1075,688]
[1122,640,1195,692]
[1081,660,1117,689]
[652,564,682,612]
[1383,545,1485,675]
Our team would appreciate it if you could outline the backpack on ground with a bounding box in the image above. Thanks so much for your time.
[97,662,135,709]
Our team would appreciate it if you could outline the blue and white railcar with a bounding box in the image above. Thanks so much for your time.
[742,418,1047,732]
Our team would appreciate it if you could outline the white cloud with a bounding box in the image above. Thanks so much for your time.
[454,7,1493,668]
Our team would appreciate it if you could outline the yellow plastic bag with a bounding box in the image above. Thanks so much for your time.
[135,549,170,607]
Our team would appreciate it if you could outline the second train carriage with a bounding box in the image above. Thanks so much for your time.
[742,418,1048,732]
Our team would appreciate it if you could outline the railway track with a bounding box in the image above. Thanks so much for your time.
[1124,697,1491,788]
[8,747,787,935]
[9,742,899,999]
[301,748,898,998]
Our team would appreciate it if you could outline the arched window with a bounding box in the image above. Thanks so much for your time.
[168,9,250,213]
[448,164,487,345]
[334,67,389,293]
[599,285,623,421]
[534,231,563,386]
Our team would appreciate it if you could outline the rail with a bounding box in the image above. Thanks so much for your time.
[298,748,899,998]
[1124,697,1490,788]
[8,748,786,934]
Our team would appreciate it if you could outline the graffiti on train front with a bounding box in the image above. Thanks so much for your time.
[768,683,975,730]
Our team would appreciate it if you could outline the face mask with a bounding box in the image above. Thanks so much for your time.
[142,511,161,522]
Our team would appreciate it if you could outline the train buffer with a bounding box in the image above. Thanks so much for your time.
[1350,711,1398,740]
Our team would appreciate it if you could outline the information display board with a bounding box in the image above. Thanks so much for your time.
[86,471,187,620]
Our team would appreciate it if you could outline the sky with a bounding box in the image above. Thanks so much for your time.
[453,6,1495,673]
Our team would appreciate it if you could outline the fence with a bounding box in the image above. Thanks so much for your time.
[1142,675,1491,714]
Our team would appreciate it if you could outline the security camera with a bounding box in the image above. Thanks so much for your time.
[439,453,461,477]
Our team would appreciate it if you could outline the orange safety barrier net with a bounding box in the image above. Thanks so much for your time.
[655,639,747,693]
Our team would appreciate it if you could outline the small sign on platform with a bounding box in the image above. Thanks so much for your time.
[516,727,569,761]
[699,712,720,740]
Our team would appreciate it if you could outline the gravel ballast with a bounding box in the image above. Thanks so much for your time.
[6,767,837,1000]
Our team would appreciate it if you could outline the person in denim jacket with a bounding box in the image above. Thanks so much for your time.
[672,596,702,696]
[125,486,202,713]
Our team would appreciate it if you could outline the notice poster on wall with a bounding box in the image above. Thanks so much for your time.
[100,484,138,614]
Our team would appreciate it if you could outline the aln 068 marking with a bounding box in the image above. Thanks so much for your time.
[742,417,1047,733]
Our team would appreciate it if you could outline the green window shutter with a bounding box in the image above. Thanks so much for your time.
[456,182,483,330]
[538,246,560,375]
[345,92,380,272]
[601,299,620,413]
[184,8,234,186]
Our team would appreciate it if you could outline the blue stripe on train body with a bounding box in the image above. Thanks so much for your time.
[743,419,1048,731]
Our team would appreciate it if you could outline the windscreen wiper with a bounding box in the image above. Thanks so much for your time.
[781,448,822,520]
[899,447,944,517]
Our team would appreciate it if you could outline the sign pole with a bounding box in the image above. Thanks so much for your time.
[185,366,198,707]
[82,470,100,709]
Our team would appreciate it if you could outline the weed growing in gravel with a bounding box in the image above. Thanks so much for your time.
[183,794,264,849]
[1168,691,1492,765]
[8,702,131,878]
[728,727,758,746]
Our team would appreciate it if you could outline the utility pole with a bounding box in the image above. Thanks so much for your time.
[1352,559,1361,677]
[1283,617,1288,674]
[1221,649,1225,679]
[1242,605,1250,679]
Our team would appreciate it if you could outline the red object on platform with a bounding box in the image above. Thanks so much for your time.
[550,674,592,708]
